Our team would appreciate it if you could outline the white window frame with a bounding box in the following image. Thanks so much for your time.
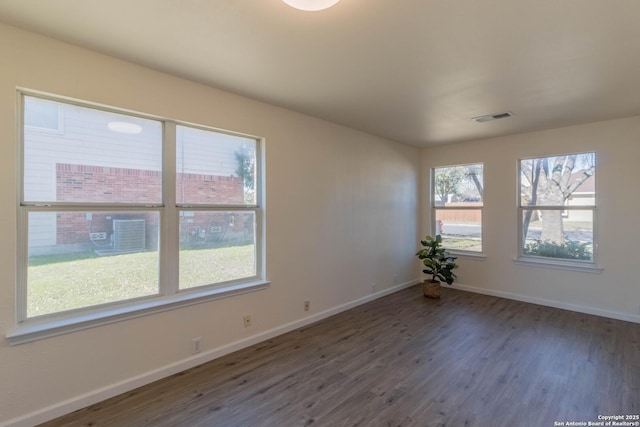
[516,152,601,272]
[9,90,268,345]
[175,123,262,291]
[431,162,484,256]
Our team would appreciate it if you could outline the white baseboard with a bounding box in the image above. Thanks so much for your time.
[0,279,419,427]
[452,282,640,324]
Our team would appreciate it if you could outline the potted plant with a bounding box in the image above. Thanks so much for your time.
[416,235,459,299]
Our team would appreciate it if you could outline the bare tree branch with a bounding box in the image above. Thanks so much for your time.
[565,167,595,195]
[469,171,483,198]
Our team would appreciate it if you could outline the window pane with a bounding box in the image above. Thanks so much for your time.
[520,153,595,207]
[24,96,60,130]
[176,126,257,205]
[179,210,256,289]
[433,164,483,207]
[521,209,593,261]
[435,209,482,252]
[23,96,162,204]
[27,211,160,317]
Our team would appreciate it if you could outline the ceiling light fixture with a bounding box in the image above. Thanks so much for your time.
[282,0,341,11]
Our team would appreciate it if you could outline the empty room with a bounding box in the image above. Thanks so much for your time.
[0,1,639,426]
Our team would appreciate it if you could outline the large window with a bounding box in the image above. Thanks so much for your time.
[432,163,483,252]
[18,93,263,327]
[519,152,595,263]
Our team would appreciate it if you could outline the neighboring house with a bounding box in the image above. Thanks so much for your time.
[25,97,249,256]
[564,172,595,221]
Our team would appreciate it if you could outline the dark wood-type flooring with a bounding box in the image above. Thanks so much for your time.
[39,286,640,427]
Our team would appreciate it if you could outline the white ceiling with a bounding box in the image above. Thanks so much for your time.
[1,0,640,147]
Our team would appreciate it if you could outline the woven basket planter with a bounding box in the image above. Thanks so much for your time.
[422,280,441,299]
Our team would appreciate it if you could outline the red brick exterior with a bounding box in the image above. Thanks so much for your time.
[55,163,246,248]
[176,173,244,205]
[55,212,159,246]
[56,163,162,203]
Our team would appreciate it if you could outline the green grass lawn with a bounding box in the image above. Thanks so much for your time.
[28,244,255,318]
[441,237,482,252]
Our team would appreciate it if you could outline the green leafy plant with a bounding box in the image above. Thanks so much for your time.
[416,235,459,284]
[523,239,592,260]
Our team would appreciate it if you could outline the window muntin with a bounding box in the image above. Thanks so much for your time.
[432,163,484,253]
[519,152,595,262]
[19,92,264,323]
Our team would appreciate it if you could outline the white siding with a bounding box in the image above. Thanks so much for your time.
[27,212,56,248]
[566,192,595,221]
[176,125,249,177]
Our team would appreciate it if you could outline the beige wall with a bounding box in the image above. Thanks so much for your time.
[0,24,419,425]
[421,117,640,321]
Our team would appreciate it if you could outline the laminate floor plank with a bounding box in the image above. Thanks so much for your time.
[38,287,640,427]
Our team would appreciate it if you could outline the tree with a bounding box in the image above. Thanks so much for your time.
[434,165,483,205]
[521,153,594,244]
[461,164,484,201]
[235,145,255,204]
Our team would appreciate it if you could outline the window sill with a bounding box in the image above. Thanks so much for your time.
[449,251,486,260]
[6,280,270,345]
[513,257,603,273]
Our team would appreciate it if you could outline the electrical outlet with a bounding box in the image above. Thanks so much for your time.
[304,301,310,311]
[372,282,376,291]
[393,275,398,284]
[243,315,252,327]
[191,337,202,354]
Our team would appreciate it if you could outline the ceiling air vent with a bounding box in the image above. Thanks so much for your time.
[472,111,513,123]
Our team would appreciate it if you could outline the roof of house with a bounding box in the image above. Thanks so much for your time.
[569,171,595,193]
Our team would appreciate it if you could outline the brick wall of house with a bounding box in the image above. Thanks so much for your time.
[57,163,162,203]
[176,173,244,205]
[56,212,107,245]
[56,211,159,246]
[179,212,251,246]
[55,163,246,248]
